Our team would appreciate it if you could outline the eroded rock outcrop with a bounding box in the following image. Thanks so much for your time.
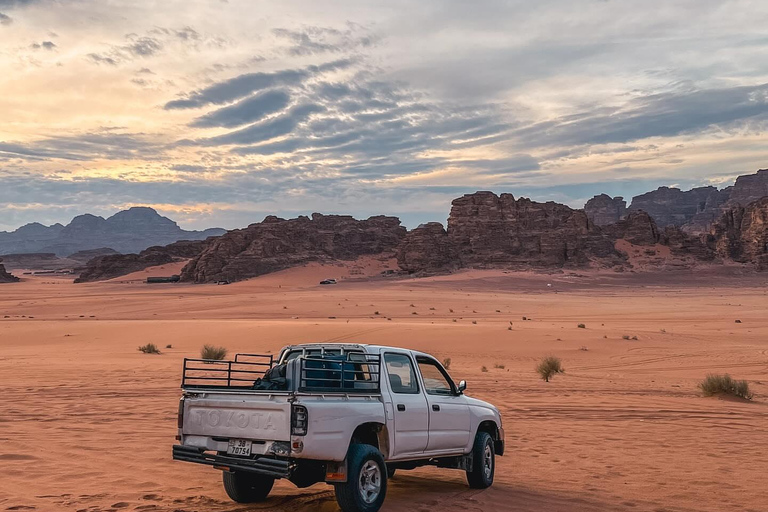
[446,192,620,268]
[181,214,406,283]
[75,240,209,282]
[629,186,718,228]
[709,197,768,269]
[585,194,627,226]
[0,259,19,283]
[603,211,661,246]
[396,222,456,273]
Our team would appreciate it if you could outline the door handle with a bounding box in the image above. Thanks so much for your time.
[432,404,440,411]
[397,404,406,412]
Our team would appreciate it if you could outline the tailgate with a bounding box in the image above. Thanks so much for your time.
[183,394,291,442]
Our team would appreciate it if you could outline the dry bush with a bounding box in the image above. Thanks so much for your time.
[494,363,505,369]
[699,374,752,400]
[442,357,452,369]
[577,323,586,329]
[165,344,173,349]
[201,344,228,360]
[138,343,161,354]
[536,356,564,382]
[481,366,488,373]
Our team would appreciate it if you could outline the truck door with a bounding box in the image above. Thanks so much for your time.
[383,352,429,458]
[416,357,471,453]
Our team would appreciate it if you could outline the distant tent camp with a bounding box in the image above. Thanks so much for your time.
[146,275,180,284]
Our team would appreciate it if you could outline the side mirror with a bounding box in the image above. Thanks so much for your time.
[457,380,467,393]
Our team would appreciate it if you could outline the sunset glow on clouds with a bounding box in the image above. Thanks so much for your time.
[1,0,767,230]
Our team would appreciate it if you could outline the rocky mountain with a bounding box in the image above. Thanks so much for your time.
[0,207,225,256]
[181,214,406,283]
[584,194,627,226]
[397,222,456,273]
[626,169,768,234]
[0,259,19,283]
[708,197,768,270]
[75,240,209,283]
[447,192,622,269]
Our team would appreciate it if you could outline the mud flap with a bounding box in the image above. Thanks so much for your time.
[325,459,348,483]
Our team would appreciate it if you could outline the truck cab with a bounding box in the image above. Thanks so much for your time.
[173,343,504,512]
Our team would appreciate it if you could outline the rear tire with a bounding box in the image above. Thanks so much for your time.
[334,444,387,512]
[466,431,495,489]
[222,471,274,503]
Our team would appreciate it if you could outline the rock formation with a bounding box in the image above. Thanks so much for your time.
[603,211,661,246]
[0,259,19,283]
[584,194,627,226]
[629,186,718,228]
[446,192,620,268]
[75,240,208,282]
[728,169,768,206]
[0,207,225,256]
[68,248,119,264]
[396,223,456,273]
[181,214,406,283]
[708,197,768,269]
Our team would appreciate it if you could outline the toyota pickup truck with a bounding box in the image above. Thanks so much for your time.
[172,343,504,512]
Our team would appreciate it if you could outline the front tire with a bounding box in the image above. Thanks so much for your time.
[334,444,388,512]
[222,470,274,503]
[466,431,495,489]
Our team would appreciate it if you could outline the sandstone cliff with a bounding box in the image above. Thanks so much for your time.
[446,192,620,268]
[0,260,19,283]
[584,194,627,226]
[181,214,406,283]
[75,240,208,283]
[629,186,718,228]
[396,223,456,273]
[708,197,768,269]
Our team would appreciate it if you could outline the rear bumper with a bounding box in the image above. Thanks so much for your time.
[495,426,505,456]
[172,444,293,479]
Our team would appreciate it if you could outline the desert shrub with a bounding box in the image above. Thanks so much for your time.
[577,323,586,329]
[165,344,173,349]
[472,320,478,325]
[699,374,752,399]
[579,346,588,351]
[138,343,161,354]
[442,357,452,369]
[201,344,228,360]
[374,311,380,315]
[622,335,631,340]
[494,363,505,369]
[536,356,564,382]
[481,366,488,373]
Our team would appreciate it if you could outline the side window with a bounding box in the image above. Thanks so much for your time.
[417,359,454,396]
[384,353,419,394]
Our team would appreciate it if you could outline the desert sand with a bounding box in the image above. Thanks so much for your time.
[1,265,767,512]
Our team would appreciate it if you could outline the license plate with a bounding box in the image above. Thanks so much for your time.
[227,439,252,456]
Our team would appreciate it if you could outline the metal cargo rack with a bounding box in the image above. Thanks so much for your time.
[181,353,274,389]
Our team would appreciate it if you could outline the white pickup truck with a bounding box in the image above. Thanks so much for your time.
[173,343,505,512]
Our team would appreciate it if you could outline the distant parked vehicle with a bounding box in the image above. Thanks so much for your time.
[216,280,231,285]
[319,278,337,285]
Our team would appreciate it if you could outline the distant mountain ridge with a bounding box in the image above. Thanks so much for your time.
[0,207,226,256]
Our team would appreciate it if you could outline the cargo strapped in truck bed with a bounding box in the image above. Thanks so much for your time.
[298,353,381,393]
[181,353,274,389]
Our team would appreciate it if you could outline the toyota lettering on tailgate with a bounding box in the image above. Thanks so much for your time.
[190,408,278,430]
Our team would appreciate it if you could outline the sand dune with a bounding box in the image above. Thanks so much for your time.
[1,268,767,512]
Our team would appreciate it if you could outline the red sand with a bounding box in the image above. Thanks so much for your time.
[1,267,767,512]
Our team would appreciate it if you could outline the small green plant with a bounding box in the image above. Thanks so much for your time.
[138,343,161,354]
[201,344,228,360]
[481,366,488,373]
[442,357,452,369]
[699,374,752,399]
[536,356,564,382]
[577,323,586,329]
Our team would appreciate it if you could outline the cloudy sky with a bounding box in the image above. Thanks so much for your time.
[1,0,767,231]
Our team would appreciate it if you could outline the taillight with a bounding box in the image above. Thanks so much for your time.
[177,397,185,429]
[291,404,308,436]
